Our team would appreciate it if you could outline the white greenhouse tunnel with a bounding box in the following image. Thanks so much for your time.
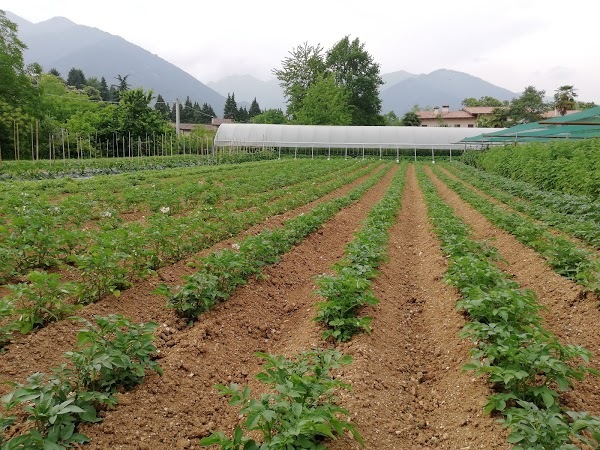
[214,124,501,150]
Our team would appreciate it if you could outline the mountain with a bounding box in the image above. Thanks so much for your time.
[381,70,418,89]
[208,75,286,111]
[380,69,518,114]
[8,12,226,115]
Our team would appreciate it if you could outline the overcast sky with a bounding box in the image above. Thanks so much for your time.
[4,0,599,101]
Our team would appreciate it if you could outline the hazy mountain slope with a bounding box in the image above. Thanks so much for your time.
[381,68,517,114]
[10,13,226,114]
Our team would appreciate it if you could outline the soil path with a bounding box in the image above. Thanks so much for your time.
[327,164,508,449]
[425,166,600,416]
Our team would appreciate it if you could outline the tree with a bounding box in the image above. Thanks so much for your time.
[383,111,402,126]
[326,36,384,125]
[112,74,130,101]
[223,93,237,119]
[294,73,351,125]
[401,111,421,126]
[236,106,249,123]
[577,101,597,110]
[201,103,216,124]
[117,88,167,138]
[479,107,510,128]
[154,94,170,118]
[0,9,31,106]
[252,108,287,124]
[99,77,110,101]
[66,68,86,89]
[507,86,549,124]
[461,96,505,107]
[273,42,326,120]
[553,85,577,116]
[180,96,193,122]
[249,98,261,118]
[48,68,62,79]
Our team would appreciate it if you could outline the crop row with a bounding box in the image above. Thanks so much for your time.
[0,151,276,181]
[157,166,389,321]
[418,165,600,449]
[315,163,407,341]
[443,162,600,248]
[431,167,600,294]
[0,314,161,449]
[461,140,600,199]
[0,163,378,348]
[0,161,372,283]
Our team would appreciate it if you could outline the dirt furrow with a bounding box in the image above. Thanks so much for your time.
[426,166,600,416]
[72,165,399,448]
[0,164,382,389]
[326,164,507,450]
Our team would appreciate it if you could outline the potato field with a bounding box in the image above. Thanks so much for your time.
[1,148,599,449]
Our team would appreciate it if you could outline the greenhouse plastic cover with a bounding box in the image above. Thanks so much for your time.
[214,124,501,149]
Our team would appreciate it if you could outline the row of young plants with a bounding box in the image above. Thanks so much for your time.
[0,160,368,284]
[198,167,408,449]
[443,162,600,249]
[0,164,379,349]
[156,166,389,321]
[0,314,162,449]
[0,151,276,181]
[0,159,357,234]
[461,140,600,199]
[199,350,363,449]
[314,163,407,341]
[417,165,600,448]
[194,171,402,449]
[431,167,600,294]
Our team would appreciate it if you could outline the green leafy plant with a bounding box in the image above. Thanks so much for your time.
[200,350,363,449]
[6,270,79,334]
[65,314,162,392]
[0,314,161,448]
[0,298,17,348]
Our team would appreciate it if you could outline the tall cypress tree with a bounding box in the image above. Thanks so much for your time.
[66,68,86,89]
[99,77,110,101]
[223,93,238,119]
[154,93,170,118]
[249,98,261,118]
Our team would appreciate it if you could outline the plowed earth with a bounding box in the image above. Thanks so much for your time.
[2,162,599,449]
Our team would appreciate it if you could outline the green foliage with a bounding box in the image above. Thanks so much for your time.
[417,165,600,448]
[326,36,384,126]
[66,68,86,89]
[295,73,352,125]
[157,166,387,321]
[272,42,326,120]
[315,165,406,341]
[248,98,261,118]
[401,111,421,126]
[223,93,238,120]
[0,298,17,348]
[461,96,506,107]
[462,139,600,199]
[65,314,162,392]
[6,270,79,334]
[553,85,577,116]
[1,314,160,448]
[200,350,362,449]
[507,85,549,124]
[251,108,287,124]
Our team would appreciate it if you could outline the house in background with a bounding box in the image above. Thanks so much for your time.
[416,105,493,127]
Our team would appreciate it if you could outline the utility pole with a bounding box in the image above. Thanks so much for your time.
[175,99,180,137]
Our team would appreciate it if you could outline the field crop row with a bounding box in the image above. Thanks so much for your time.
[418,165,600,448]
[443,162,600,248]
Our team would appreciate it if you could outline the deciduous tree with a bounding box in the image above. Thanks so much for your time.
[553,85,577,116]
[326,36,384,125]
[294,73,351,125]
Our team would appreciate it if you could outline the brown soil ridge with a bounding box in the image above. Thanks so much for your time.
[425,166,600,417]
[326,164,508,449]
